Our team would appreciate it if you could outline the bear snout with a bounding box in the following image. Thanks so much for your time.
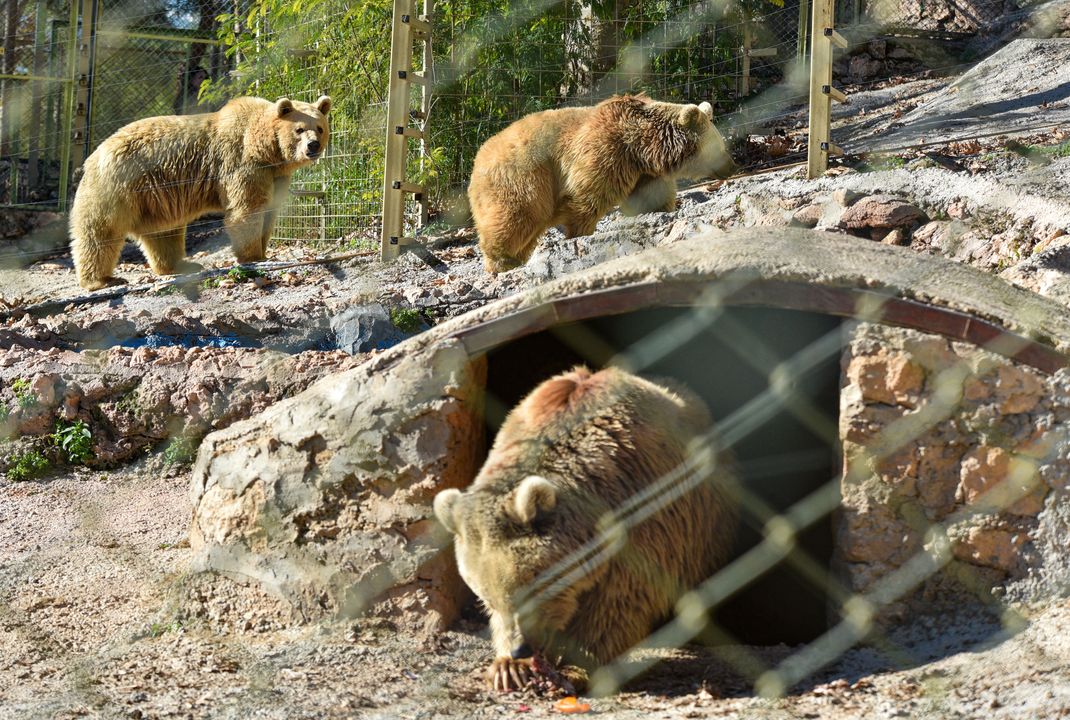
[306,139,322,158]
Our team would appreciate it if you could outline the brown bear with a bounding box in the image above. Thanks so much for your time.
[433,366,738,692]
[467,95,736,273]
[70,95,331,290]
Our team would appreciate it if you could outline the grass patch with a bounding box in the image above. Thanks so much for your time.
[202,266,264,289]
[163,434,199,466]
[8,450,50,481]
[11,378,35,409]
[390,307,424,334]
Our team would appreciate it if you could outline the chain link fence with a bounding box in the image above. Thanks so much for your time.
[2,0,1070,715]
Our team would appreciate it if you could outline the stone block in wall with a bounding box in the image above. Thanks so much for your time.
[837,322,1070,618]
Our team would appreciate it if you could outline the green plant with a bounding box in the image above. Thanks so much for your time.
[12,378,35,409]
[0,403,9,423]
[226,266,264,283]
[51,419,94,465]
[7,450,49,481]
[147,620,182,637]
[163,435,199,466]
[390,307,424,334]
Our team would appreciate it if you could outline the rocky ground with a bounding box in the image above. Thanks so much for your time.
[5,29,1070,720]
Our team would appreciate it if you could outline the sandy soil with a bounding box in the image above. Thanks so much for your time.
[2,463,1069,720]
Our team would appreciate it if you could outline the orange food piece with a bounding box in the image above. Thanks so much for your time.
[553,696,592,714]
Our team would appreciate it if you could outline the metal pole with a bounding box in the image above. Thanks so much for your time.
[418,0,433,229]
[796,0,810,61]
[57,0,81,211]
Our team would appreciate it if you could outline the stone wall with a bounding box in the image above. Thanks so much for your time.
[189,342,486,634]
[837,322,1070,617]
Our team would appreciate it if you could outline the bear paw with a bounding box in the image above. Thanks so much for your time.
[81,276,129,292]
[486,656,534,692]
[174,260,205,275]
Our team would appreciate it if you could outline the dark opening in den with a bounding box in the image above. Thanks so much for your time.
[477,305,844,647]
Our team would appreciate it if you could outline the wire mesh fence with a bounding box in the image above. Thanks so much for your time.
[2,0,1070,713]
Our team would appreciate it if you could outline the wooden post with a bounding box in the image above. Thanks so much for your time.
[381,0,431,261]
[806,0,848,180]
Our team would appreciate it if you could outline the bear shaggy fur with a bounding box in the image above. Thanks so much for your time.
[434,366,738,691]
[70,95,331,290]
[467,94,735,274]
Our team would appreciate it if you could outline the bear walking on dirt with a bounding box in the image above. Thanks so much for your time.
[70,95,331,291]
[467,94,736,273]
[433,366,739,692]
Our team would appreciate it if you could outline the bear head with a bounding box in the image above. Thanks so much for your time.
[434,472,601,662]
[670,100,737,180]
[273,95,332,165]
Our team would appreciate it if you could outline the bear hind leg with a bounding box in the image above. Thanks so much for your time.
[71,226,128,292]
[138,226,203,277]
[478,214,546,274]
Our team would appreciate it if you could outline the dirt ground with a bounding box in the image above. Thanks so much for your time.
[1,461,1069,719]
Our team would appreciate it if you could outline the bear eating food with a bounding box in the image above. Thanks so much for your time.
[467,94,736,274]
[69,95,331,291]
[433,366,739,692]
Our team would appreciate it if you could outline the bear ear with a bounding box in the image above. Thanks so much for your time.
[434,488,463,534]
[679,104,708,131]
[275,98,294,117]
[698,101,714,120]
[315,95,332,115]
[515,475,557,524]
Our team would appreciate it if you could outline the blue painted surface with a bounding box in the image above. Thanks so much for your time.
[120,333,253,349]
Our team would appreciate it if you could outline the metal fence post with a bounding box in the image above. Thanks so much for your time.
[72,0,96,173]
[381,0,432,262]
[806,0,847,179]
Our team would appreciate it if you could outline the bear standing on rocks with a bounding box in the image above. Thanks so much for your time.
[434,366,738,692]
[70,95,331,290]
[467,94,736,273]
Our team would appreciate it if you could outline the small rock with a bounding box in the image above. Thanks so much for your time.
[789,204,824,229]
[330,303,429,355]
[947,199,970,219]
[839,194,928,235]
[831,188,862,207]
[848,54,882,79]
[881,228,909,246]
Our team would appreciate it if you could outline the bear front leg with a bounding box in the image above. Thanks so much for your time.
[226,208,269,264]
[138,226,203,277]
[621,176,677,216]
[259,207,279,259]
[563,214,600,239]
[486,611,533,692]
[259,177,289,257]
[71,226,128,291]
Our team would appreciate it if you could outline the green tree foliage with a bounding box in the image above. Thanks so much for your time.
[208,0,783,234]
